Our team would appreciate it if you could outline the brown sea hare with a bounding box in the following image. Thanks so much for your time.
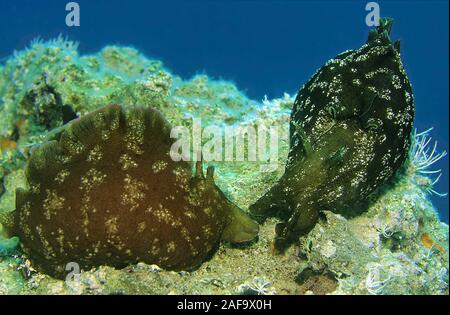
[6,104,258,278]
[250,18,414,250]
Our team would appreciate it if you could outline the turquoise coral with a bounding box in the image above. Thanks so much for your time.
[0,224,19,255]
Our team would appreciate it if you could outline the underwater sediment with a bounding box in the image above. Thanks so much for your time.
[0,21,448,294]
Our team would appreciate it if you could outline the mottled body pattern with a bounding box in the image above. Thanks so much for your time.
[250,19,414,249]
[9,104,258,278]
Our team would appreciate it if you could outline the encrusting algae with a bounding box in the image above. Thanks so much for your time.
[4,104,258,279]
[421,233,445,254]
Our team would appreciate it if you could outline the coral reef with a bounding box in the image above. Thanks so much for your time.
[6,104,258,278]
[299,174,448,295]
[250,18,415,249]
[19,74,66,129]
[0,30,447,294]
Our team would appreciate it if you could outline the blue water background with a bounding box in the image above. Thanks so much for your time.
[0,0,448,222]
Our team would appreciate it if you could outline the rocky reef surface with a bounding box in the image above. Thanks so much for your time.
[0,37,448,295]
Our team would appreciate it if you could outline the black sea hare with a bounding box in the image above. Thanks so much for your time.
[250,19,414,249]
[7,104,258,278]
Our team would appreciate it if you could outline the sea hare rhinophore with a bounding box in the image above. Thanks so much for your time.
[6,104,258,278]
[250,18,414,249]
